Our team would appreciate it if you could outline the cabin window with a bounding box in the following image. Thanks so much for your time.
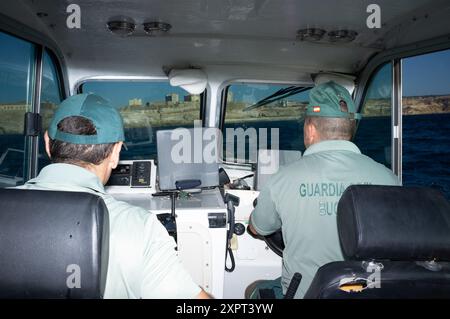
[401,49,450,198]
[222,83,310,163]
[0,31,36,187]
[355,62,393,169]
[38,49,64,171]
[80,81,202,160]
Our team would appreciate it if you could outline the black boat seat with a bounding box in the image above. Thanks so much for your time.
[305,185,450,299]
[0,189,109,298]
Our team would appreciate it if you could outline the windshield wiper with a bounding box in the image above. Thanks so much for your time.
[243,86,310,111]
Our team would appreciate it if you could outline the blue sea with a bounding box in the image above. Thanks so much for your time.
[1,113,449,198]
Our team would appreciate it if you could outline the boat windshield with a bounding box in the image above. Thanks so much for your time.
[80,81,202,160]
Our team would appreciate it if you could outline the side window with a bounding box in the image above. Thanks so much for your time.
[223,83,309,162]
[38,50,63,170]
[0,32,35,187]
[354,62,393,168]
[402,49,450,198]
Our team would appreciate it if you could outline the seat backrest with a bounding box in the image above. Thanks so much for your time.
[305,185,450,299]
[0,189,109,298]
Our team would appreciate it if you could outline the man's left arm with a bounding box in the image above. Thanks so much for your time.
[249,185,282,237]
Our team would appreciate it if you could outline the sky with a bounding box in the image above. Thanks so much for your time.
[1,31,450,106]
[403,50,450,96]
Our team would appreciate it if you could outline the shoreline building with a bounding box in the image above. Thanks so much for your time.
[128,98,143,107]
[165,93,179,105]
[184,94,200,102]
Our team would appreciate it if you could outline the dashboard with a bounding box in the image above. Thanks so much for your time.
[103,159,281,298]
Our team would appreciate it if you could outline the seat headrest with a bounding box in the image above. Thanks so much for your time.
[0,189,109,298]
[337,185,450,261]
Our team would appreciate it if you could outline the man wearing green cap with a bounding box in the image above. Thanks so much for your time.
[17,93,209,299]
[246,81,400,299]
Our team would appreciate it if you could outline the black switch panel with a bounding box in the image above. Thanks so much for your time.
[131,161,151,187]
[107,164,131,186]
[208,213,227,228]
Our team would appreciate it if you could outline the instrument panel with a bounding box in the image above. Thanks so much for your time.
[105,160,157,194]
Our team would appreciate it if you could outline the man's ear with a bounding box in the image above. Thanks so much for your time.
[44,131,51,159]
[307,120,320,144]
[110,141,122,169]
[304,120,314,147]
[308,122,317,139]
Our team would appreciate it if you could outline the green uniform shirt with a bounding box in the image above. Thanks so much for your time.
[251,140,400,298]
[17,163,201,299]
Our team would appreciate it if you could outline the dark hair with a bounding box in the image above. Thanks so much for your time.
[48,116,115,167]
[305,116,356,141]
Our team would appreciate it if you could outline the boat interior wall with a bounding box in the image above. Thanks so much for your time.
[2,0,450,91]
[0,1,54,42]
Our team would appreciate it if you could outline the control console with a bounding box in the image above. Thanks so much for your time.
[105,160,157,194]
[104,159,227,297]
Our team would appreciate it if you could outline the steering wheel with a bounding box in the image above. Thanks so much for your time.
[252,198,285,257]
[264,230,285,257]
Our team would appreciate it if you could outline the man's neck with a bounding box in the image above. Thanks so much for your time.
[83,164,108,185]
[307,137,351,149]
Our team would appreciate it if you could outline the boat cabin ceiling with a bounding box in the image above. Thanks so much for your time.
[1,0,450,89]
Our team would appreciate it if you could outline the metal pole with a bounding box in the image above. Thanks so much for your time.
[392,59,403,182]
[27,45,44,180]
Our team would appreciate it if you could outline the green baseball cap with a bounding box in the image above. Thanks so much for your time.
[48,93,125,144]
[306,81,361,120]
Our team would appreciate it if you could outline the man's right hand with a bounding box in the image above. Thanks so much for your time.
[196,289,213,299]
[247,218,265,241]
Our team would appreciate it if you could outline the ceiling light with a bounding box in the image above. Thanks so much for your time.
[297,28,326,42]
[143,22,172,36]
[327,30,358,43]
[107,18,136,37]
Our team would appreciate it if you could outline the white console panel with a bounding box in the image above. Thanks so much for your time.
[109,189,227,298]
[223,189,282,299]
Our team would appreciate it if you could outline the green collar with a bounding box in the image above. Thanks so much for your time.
[26,163,106,194]
[303,140,361,156]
